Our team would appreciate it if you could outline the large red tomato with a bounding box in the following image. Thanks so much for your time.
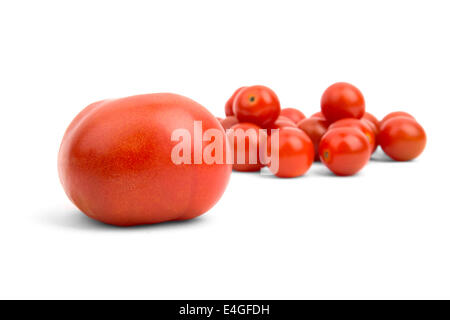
[296,117,329,161]
[58,93,232,226]
[269,127,314,178]
[378,117,426,161]
[319,127,371,176]
[227,122,266,172]
[320,82,365,123]
[233,85,281,127]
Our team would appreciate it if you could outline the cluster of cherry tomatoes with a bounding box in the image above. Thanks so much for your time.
[218,82,427,178]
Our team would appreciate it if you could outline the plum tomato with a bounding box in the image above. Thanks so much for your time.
[280,108,306,124]
[233,85,281,127]
[319,127,371,176]
[227,122,267,172]
[329,118,376,153]
[220,115,239,130]
[297,117,329,161]
[225,87,246,116]
[58,93,232,226]
[380,111,415,128]
[269,127,314,178]
[320,82,365,123]
[378,117,426,161]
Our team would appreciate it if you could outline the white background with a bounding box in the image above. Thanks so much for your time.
[1,0,449,299]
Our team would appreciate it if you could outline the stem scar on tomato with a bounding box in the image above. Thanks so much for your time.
[323,149,330,162]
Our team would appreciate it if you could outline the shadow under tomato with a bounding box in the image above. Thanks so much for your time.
[39,207,207,231]
[311,165,362,178]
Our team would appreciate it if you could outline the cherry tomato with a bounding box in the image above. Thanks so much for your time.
[319,127,371,176]
[321,82,365,123]
[297,117,329,161]
[225,87,246,116]
[280,108,306,124]
[233,85,281,127]
[378,117,426,161]
[268,117,297,132]
[380,111,415,128]
[310,111,325,119]
[227,122,266,172]
[277,115,297,124]
[362,112,380,131]
[269,127,314,178]
[220,115,239,130]
[58,93,231,226]
[329,118,376,153]
[361,118,379,152]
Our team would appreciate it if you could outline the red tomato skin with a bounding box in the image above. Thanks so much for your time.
[297,117,329,161]
[225,87,246,116]
[280,108,306,124]
[378,117,426,161]
[362,112,380,131]
[361,118,379,153]
[270,127,314,178]
[227,122,266,172]
[321,82,365,123]
[267,117,297,132]
[220,115,239,130]
[310,111,325,119]
[319,127,371,176]
[380,111,415,128]
[329,118,376,153]
[233,85,281,127]
[58,93,232,226]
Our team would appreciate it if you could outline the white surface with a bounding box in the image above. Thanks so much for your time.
[0,0,449,299]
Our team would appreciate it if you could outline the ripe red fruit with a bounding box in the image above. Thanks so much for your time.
[329,118,376,153]
[227,122,267,172]
[362,112,380,131]
[220,115,239,130]
[58,93,232,226]
[233,85,281,127]
[225,87,246,116]
[280,108,306,124]
[319,127,371,176]
[321,82,365,123]
[378,117,426,161]
[380,111,415,128]
[310,111,325,119]
[297,117,329,161]
[267,117,297,132]
[269,127,314,178]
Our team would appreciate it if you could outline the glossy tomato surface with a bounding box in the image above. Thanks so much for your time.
[380,111,415,127]
[319,127,371,176]
[58,93,232,226]
[378,117,426,161]
[329,118,376,153]
[227,122,266,172]
[233,85,280,127]
[225,87,246,116]
[280,108,306,124]
[321,82,365,123]
[269,127,314,178]
[297,117,329,161]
